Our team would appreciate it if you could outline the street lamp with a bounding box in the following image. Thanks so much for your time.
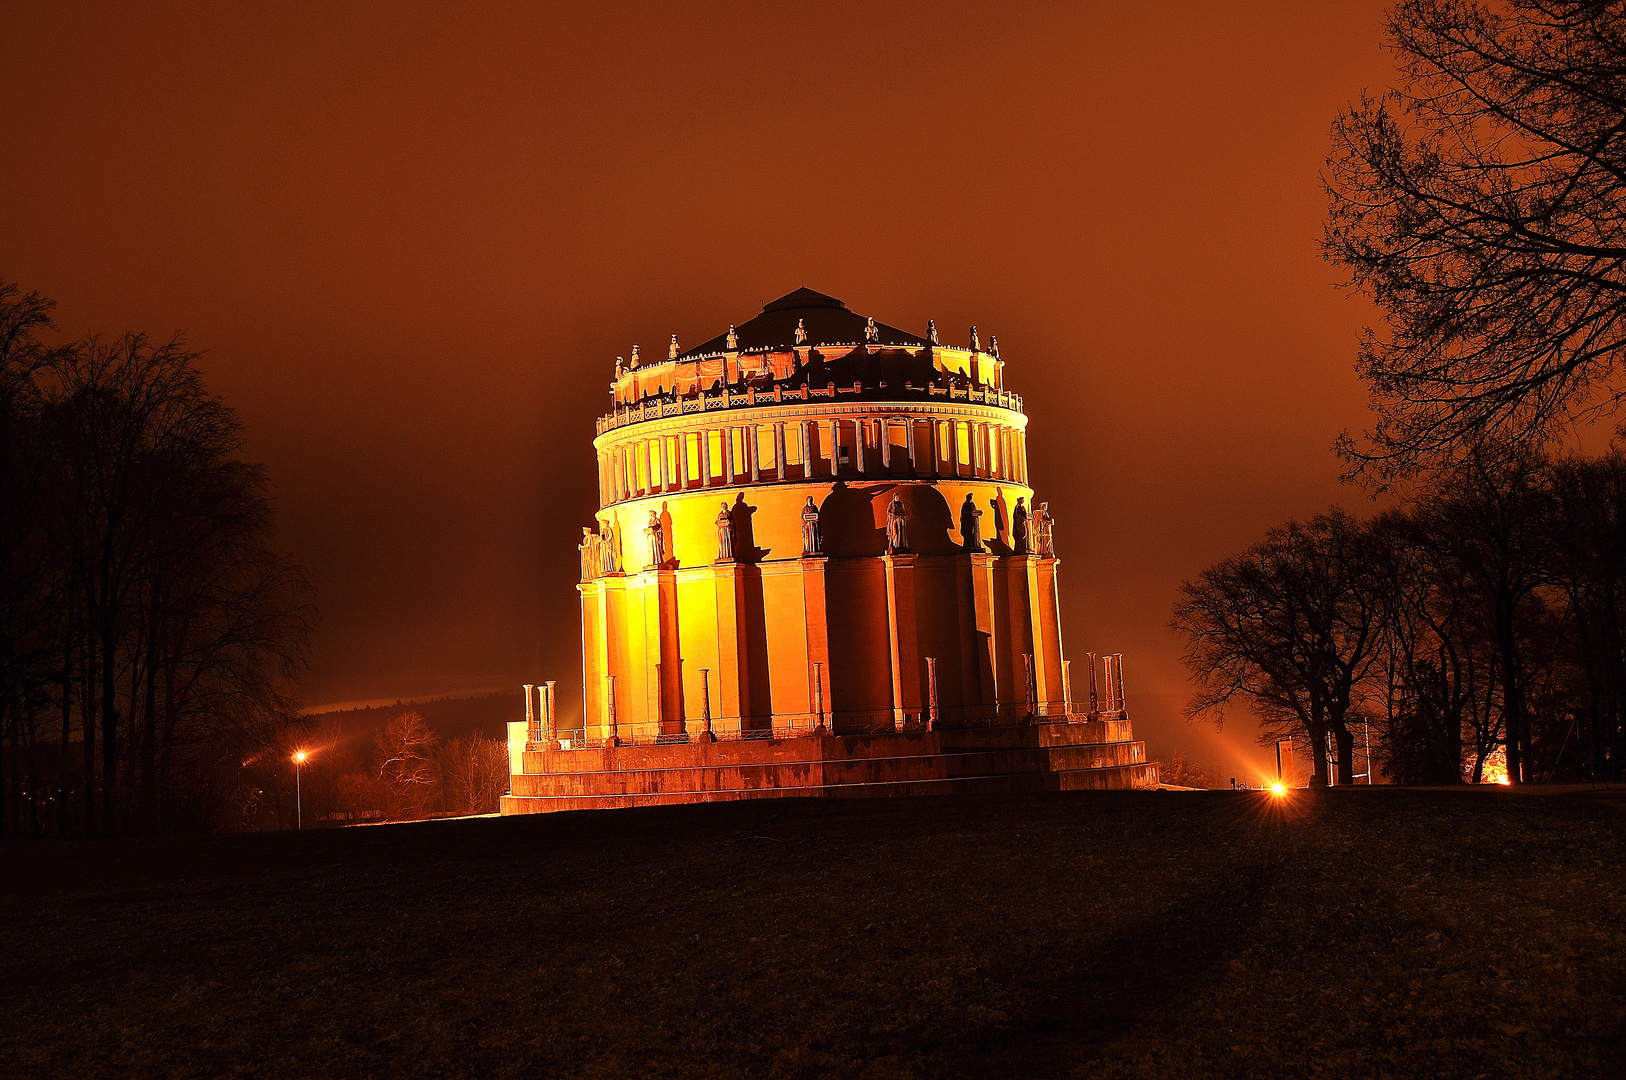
[293,750,308,829]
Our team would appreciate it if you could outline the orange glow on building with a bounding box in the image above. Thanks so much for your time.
[574,289,1067,736]
[502,290,1158,812]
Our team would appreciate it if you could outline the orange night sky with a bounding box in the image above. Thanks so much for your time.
[0,2,1397,780]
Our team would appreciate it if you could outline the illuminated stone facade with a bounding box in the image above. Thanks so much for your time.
[502,289,1155,812]
[583,287,1083,735]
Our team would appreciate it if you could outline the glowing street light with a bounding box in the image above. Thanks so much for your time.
[293,750,309,829]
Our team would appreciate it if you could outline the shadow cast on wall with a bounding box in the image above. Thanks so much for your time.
[818,482,958,557]
[729,493,767,563]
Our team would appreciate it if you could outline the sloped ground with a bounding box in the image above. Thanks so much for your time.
[2,788,1622,1079]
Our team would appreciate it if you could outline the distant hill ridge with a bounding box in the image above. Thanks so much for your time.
[306,692,514,744]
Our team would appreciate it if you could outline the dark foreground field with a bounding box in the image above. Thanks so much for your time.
[3,789,1623,1080]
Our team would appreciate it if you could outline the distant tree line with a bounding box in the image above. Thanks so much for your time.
[0,280,315,836]
[265,711,509,827]
[1173,450,1626,786]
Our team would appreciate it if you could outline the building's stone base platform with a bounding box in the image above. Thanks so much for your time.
[500,717,1157,815]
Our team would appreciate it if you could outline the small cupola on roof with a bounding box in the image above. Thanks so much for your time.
[677,288,926,359]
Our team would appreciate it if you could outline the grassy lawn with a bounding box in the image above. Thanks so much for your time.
[3,788,1622,1079]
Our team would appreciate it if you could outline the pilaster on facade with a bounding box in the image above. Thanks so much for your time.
[882,553,921,727]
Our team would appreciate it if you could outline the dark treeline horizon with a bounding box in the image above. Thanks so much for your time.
[0,279,316,837]
[1175,448,1626,787]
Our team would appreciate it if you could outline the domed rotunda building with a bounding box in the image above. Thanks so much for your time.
[502,289,1155,813]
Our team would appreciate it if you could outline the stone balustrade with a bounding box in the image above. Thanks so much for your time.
[596,380,1025,435]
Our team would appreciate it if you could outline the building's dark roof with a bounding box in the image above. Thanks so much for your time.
[676,288,925,360]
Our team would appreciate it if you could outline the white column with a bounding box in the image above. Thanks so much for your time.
[828,419,839,475]
[775,422,787,481]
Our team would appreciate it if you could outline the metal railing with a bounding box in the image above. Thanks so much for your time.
[536,706,1124,751]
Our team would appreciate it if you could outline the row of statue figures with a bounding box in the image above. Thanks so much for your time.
[579,493,1055,581]
[612,323,1003,375]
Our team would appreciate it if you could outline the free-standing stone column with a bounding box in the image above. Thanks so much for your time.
[801,554,830,730]
[523,683,535,739]
[696,668,714,741]
[926,656,940,729]
[544,680,559,747]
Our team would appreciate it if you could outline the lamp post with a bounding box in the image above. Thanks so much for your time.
[293,750,308,829]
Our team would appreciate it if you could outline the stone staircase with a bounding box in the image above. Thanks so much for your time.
[500,718,1158,815]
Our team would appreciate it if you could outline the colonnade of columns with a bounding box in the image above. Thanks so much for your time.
[598,415,1029,506]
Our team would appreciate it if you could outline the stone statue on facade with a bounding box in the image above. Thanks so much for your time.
[801,496,821,555]
[969,325,980,352]
[668,334,679,361]
[886,493,909,554]
[927,319,938,345]
[865,316,879,343]
[960,493,984,553]
[630,344,640,367]
[579,527,599,581]
[1012,497,1029,555]
[990,334,999,359]
[1034,502,1054,557]
[599,519,619,574]
[644,511,666,568]
[726,324,738,349]
[614,356,625,377]
[715,501,735,562]
[794,318,807,345]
